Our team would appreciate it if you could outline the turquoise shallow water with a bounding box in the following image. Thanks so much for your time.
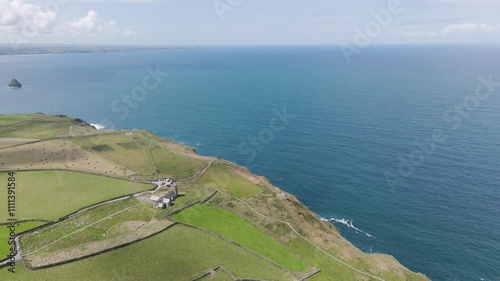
[1,45,499,280]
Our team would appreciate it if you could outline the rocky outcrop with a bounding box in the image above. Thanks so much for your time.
[73,118,91,127]
[8,79,22,88]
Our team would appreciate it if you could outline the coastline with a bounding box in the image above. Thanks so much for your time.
[0,113,430,280]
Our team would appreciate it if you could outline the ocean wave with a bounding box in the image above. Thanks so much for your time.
[321,217,374,238]
[90,123,106,130]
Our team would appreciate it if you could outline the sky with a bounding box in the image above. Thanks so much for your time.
[1,0,500,46]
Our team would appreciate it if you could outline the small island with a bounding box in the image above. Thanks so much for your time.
[8,79,22,88]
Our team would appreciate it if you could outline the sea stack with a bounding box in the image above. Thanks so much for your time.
[8,79,22,88]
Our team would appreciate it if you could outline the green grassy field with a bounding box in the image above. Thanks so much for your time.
[70,132,154,176]
[0,115,97,138]
[0,121,69,139]
[0,171,153,221]
[22,198,152,254]
[1,225,294,280]
[0,114,84,139]
[151,147,207,179]
[0,221,45,258]
[0,139,132,176]
[20,186,214,267]
[174,204,308,273]
[0,114,33,124]
[71,131,207,179]
[196,164,262,198]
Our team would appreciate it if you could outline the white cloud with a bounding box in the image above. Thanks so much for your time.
[68,10,99,33]
[0,1,135,38]
[64,10,135,36]
[439,23,500,35]
[478,23,500,32]
[440,23,478,35]
[0,0,56,32]
[391,22,500,39]
[122,28,137,35]
[428,0,500,3]
[68,0,164,2]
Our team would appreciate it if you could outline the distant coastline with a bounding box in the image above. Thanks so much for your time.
[0,45,199,56]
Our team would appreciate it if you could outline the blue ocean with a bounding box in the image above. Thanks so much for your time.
[1,45,499,281]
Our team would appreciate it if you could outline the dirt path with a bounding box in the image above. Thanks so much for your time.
[181,161,211,183]
[137,133,213,182]
[213,189,386,281]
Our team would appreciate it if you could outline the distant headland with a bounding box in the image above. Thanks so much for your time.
[0,44,199,56]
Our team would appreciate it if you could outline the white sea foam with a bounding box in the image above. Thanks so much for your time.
[321,217,374,238]
[90,123,106,130]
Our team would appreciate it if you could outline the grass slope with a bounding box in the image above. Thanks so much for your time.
[0,138,38,149]
[0,114,33,124]
[196,164,261,198]
[0,139,132,176]
[151,147,206,179]
[174,204,307,273]
[0,171,153,222]
[71,132,206,179]
[0,114,98,139]
[70,132,153,176]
